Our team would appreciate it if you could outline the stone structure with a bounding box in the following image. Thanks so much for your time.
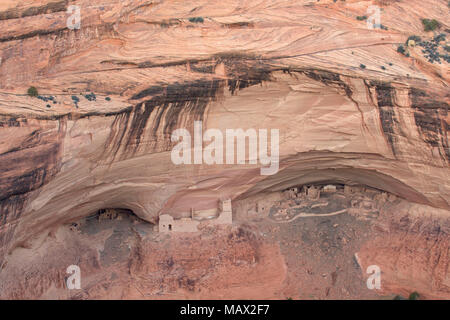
[284,188,298,199]
[344,185,364,195]
[215,199,233,225]
[159,214,174,232]
[306,186,320,200]
[159,214,200,233]
[159,199,232,232]
[322,185,337,193]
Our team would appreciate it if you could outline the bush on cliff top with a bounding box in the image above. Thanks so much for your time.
[189,17,204,23]
[422,19,440,32]
[27,86,38,97]
[408,292,420,300]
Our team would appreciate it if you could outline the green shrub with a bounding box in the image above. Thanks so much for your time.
[356,16,367,21]
[189,17,204,23]
[27,86,38,97]
[360,64,366,69]
[433,33,446,42]
[409,292,420,300]
[397,45,406,54]
[422,19,440,32]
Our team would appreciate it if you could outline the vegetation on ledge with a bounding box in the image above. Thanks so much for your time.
[27,86,38,97]
[422,18,440,32]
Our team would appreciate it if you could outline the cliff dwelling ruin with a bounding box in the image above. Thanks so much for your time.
[159,199,233,232]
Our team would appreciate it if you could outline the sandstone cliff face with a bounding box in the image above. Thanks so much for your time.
[0,0,449,299]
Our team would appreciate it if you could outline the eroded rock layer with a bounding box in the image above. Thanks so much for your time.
[0,0,449,299]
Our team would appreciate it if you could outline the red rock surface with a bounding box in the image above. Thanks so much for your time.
[0,0,448,299]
